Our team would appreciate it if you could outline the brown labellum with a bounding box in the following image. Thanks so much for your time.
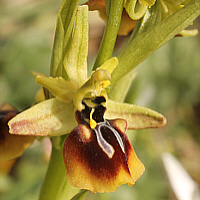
[63,97,144,193]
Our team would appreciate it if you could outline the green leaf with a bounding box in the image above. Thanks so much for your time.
[50,0,79,78]
[63,5,88,87]
[108,70,136,102]
[8,98,77,136]
[110,0,200,89]
[70,190,89,200]
[105,100,166,129]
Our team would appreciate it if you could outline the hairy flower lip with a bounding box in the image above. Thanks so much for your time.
[63,117,145,193]
[63,95,145,193]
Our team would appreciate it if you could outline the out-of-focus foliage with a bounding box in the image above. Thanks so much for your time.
[0,0,60,110]
[0,0,199,199]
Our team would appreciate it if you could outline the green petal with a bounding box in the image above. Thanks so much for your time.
[8,98,77,137]
[105,100,166,129]
[36,76,78,103]
[99,57,118,74]
[63,5,88,87]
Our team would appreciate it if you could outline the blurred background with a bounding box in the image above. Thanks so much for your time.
[0,0,200,199]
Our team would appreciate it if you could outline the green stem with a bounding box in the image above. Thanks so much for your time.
[39,146,67,200]
[93,0,124,70]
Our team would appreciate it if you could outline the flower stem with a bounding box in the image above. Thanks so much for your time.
[93,0,124,70]
[39,145,67,200]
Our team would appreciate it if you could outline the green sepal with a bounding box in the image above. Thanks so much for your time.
[8,98,77,137]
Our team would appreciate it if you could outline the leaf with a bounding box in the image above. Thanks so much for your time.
[105,100,166,129]
[70,190,88,200]
[8,98,77,137]
[108,70,136,102]
[50,0,79,78]
[63,5,88,87]
[110,0,200,89]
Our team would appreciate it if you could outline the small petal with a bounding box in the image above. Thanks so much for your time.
[99,57,118,74]
[36,76,79,103]
[124,0,148,20]
[63,119,144,193]
[8,98,77,137]
[0,103,35,161]
[105,100,166,129]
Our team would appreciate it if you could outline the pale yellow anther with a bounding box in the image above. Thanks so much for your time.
[102,80,110,88]
[90,108,97,129]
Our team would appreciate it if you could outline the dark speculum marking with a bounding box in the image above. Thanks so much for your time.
[94,121,125,158]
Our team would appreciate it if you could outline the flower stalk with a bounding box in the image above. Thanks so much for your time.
[93,0,124,69]
[39,146,67,200]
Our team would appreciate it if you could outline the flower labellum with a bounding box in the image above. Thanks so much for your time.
[63,95,145,193]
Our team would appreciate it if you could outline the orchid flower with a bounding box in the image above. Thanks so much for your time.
[8,46,166,194]
[4,0,200,199]
[7,4,166,194]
